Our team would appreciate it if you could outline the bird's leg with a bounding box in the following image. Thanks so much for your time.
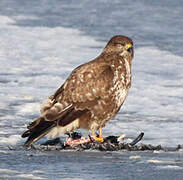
[91,127,104,143]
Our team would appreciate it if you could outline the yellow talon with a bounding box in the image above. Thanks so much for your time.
[91,127,104,143]
[94,137,104,143]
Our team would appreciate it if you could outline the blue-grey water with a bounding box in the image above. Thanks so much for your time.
[0,0,183,179]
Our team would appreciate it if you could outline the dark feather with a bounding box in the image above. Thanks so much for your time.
[44,104,73,121]
[22,108,88,147]
[58,108,88,126]
[22,117,56,147]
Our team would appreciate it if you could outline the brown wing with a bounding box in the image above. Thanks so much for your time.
[63,61,114,103]
[41,60,114,123]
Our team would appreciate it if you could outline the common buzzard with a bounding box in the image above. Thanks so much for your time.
[22,35,134,146]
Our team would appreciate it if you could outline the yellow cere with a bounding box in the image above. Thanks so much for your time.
[125,43,132,49]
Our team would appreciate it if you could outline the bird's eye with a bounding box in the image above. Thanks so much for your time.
[127,47,133,52]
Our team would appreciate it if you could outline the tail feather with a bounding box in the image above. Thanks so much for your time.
[22,107,89,147]
[22,117,56,147]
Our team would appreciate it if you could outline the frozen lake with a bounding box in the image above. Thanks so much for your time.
[0,0,183,179]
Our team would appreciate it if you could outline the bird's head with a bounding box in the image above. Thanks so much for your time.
[103,35,134,59]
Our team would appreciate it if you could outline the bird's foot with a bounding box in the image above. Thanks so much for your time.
[93,137,104,143]
[91,127,104,143]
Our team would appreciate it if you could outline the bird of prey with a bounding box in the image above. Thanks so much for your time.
[22,35,134,147]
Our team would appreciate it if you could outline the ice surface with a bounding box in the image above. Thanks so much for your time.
[0,1,183,179]
[129,155,141,160]
[157,165,183,170]
[0,135,23,146]
[0,13,183,147]
[0,168,44,179]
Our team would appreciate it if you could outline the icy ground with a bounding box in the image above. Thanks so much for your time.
[0,14,183,180]
[0,0,183,179]
[0,15,183,147]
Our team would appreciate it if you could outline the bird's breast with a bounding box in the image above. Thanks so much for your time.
[111,80,128,108]
[110,58,132,108]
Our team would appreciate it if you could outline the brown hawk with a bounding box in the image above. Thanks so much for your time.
[22,35,134,147]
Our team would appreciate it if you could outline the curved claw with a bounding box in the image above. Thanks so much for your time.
[91,127,104,143]
[94,137,104,143]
